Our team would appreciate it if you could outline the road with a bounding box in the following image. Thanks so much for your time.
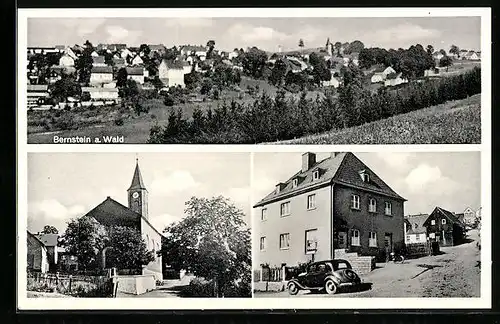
[115,277,193,298]
[255,230,481,298]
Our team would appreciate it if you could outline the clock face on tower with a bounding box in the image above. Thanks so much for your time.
[132,192,139,199]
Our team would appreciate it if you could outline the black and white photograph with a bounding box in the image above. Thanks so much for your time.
[25,152,251,298]
[23,14,483,144]
[252,151,482,298]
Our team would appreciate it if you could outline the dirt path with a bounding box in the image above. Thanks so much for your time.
[255,230,481,298]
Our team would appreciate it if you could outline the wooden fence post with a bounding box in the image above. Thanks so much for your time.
[69,275,72,294]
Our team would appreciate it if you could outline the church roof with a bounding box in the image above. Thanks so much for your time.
[85,197,163,236]
[34,233,59,247]
[128,162,147,191]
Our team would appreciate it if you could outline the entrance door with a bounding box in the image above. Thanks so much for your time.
[384,233,393,254]
[338,232,347,249]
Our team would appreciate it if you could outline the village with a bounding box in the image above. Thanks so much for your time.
[252,152,481,298]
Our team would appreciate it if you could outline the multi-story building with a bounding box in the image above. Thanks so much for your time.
[254,152,406,268]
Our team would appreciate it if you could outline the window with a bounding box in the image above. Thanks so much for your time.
[369,232,377,247]
[368,198,377,213]
[385,202,392,215]
[312,170,320,180]
[416,235,420,241]
[279,233,290,249]
[307,194,316,210]
[350,229,360,246]
[442,219,446,225]
[292,178,298,188]
[260,237,266,251]
[414,223,418,229]
[305,229,318,253]
[431,220,436,225]
[360,172,370,182]
[406,235,410,242]
[261,208,267,221]
[351,195,360,210]
[280,202,290,216]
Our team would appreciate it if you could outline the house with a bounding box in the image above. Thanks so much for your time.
[55,45,66,53]
[92,56,107,67]
[131,55,144,66]
[404,214,429,244]
[113,57,126,69]
[90,66,114,85]
[91,51,99,57]
[180,45,207,60]
[432,52,444,60]
[81,86,119,102]
[148,44,166,55]
[423,207,466,247]
[285,56,309,71]
[120,48,133,59]
[462,207,477,227]
[384,72,408,87]
[34,233,60,272]
[463,51,480,61]
[342,53,359,66]
[27,84,49,107]
[459,49,469,58]
[64,47,78,61]
[371,66,396,83]
[424,67,440,77]
[321,74,341,88]
[59,53,75,67]
[126,67,146,84]
[158,60,189,88]
[27,231,49,273]
[254,152,406,269]
[81,161,163,280]
[228,49,240,60]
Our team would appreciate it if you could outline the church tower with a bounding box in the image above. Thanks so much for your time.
[127,159,149,219]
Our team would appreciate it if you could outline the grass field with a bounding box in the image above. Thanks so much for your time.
[27,77,329,144]
[276,94,481,145]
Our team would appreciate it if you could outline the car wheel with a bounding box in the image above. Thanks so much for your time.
[324,279,338,295]
[288,282,299,296]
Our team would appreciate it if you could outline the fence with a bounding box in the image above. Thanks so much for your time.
[258,266,285,282]
[27,271,113,297]
[405,242,434,259]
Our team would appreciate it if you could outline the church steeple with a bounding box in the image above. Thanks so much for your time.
[127,158,149,219]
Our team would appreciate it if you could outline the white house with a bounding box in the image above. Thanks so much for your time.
[158,60,188,88]
[91,51,99,57]
[90,66,114,85]
[404,214,429,244]
[64,47,78,60]
[126,67,145,84]
[321,74,341,88]
[92,56,107,67]
[464,51,480,61]
[131,55,144,66]
[384,72,408,87]
[81,86,119,101]
[228,50,239,60]
[371,66,396,83]
[59,54,75,67]
[121,48,133,59]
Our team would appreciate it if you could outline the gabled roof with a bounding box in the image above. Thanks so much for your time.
[27,231,46,247]
[34,233,59,247]
[386,72,403,80]
[113,58,125,65]
[27,84,49,91]
[91,66,113,74]
[85,197,163,236]
[427,207,464,226]
[405,214,429,234]
[181,45,206,52]
[161,59,185,69]
[254,152,405,207]
[93,56,106,65]
[126,67,144,75]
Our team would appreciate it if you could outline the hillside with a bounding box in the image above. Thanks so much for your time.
[274,94,481,145]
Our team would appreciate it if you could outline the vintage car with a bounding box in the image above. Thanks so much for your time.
[287,259,363,295]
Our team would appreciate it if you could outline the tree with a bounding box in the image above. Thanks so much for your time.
[163,47,179,61]
[206,40,216,59]
[50,75,82,102]
[269,58,288,86]
[439,49,447,56]
[345,40,365,54]
[334,41,342,56]
[61,216,108,271]
[309,52,331,85]
[298,39,305,51]
[450,44,460,57]
[106,226,155,272]
[240,47,268,78]
[161,196,251,297]
[139,44,151,58]
[426,45,434,55]
[41,225,59,234]
[116,67,128,88]
[75,40,94,85]
[439,55,453,71]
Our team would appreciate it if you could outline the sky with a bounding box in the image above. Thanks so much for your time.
[253,152,481,216]
[27,17,481,53]
[27,153,251,235]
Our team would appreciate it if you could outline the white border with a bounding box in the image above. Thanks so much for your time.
[17,7,491,310]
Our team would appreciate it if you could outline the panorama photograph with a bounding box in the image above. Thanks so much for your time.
[25,16,481,144]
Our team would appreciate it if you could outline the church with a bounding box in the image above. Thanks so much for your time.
[83,160,163,280]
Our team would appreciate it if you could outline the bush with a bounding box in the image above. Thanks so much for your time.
[114,117,124,126]
[164,96,175,107]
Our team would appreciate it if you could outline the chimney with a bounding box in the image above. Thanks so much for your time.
[275,182,287,193]
[302,152,316,173]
